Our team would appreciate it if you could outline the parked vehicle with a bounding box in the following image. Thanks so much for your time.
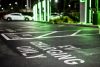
[49,13,61,20]
[49,13,75,24]
[3,13,33,21]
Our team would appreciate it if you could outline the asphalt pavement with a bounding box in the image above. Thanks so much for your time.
[0,21,100,67]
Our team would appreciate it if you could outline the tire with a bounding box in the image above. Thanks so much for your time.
[7,17,12,21]
[25,18,29,21]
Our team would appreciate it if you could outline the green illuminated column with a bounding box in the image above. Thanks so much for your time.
[89,0,92,23]
[47,0,50,21]
[38,0,42,21]
[49,0,52,18]
[92,0,98,25]
[80,0,92,24]
[43,0,46,21]
[84,0,90,24]
[86,0,90,24]
[33,4,38,21]
[85,0,87,24]
[96,0,99,11]
[33,0,51,22]
[96,0,100,25]
[95,0,98,25]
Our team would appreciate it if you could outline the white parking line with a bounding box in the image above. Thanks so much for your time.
[1,34,10,40]
[1,33,98,40]
[21,26,37,28]
[35,31,58,38]
[1,29,98,40]
[70,30,81,36]
[6,29,16,32]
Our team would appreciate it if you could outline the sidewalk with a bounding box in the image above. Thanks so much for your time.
[76,23,99,28]
[62,22,99,28]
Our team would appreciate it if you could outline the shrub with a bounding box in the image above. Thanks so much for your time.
[49,16,75,24]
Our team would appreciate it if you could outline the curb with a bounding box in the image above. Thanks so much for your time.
[75,24,98,28]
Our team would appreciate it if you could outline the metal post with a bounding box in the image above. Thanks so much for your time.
[30,0,31,9]
[98,25,100,34]
[89,0,92,23]
[96,0,99,25]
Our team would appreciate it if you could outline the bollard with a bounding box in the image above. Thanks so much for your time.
[98,25,100,34]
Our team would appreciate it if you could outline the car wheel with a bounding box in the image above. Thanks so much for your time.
[25,18,29,21]
[7,17,12,21]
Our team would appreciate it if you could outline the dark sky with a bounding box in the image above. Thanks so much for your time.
[0,0,35,4]
[0,0,35,9]
[0,0,80,11]
[0,0,25,8]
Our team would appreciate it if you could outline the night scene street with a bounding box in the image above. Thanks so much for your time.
[0,0,100,67]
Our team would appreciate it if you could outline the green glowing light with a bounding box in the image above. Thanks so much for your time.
[43,0,46,21]
[33,4,38,21]
[96,0,99,25]
[89,0,92,23]
[47,0,50,21]
[38,1,42,21]
[98,11,100,25]
[96,0,98,11]
[33,0,51,21]
[85,0,87,24]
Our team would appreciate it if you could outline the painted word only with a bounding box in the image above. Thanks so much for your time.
[16,46,47,58]
[30,41,85,65]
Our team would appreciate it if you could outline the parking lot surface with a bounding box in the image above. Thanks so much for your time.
[0,21,100,67]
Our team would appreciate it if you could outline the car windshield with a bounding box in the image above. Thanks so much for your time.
[11,13,21,16]
[51,13,59,16]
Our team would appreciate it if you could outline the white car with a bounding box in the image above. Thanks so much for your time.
[3,13,33,21]
[49,13,60,20]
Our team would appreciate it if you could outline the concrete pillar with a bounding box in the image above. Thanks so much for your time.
[33,4,38,21]
[80,0,86,24]
[80,0,93,24]
[33,0,51,22]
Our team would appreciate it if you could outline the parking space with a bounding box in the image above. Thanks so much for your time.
[1,28,99,40]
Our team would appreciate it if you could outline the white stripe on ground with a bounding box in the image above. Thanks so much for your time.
[1,34,98,40]
[6,29,16,32]
[1,31,58,34]
[21,26,37,28]
[1,34,10,40]
[70,30,81,36]
[35,31,58,38]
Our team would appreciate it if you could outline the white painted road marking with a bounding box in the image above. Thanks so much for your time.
[1,33,98,40]
[1,34,10,40]
[35,31,58,38]
[1,30,99,40]
[6,29,16,32]
[70,30,81,36]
